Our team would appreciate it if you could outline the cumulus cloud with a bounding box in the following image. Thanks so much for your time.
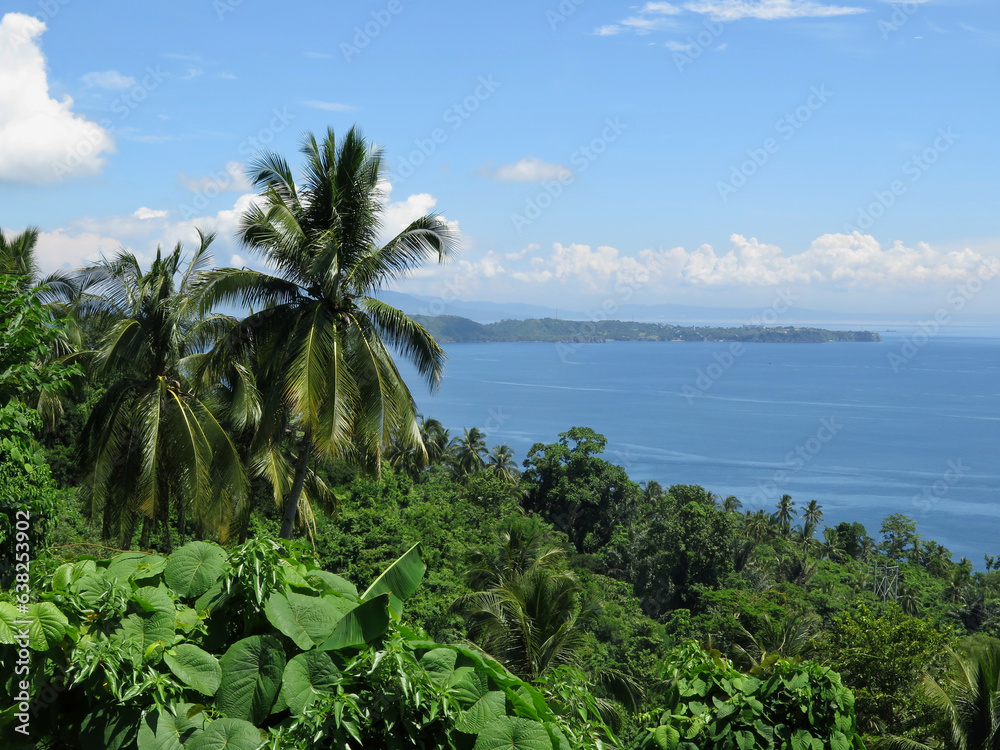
[0,13,115,183]
[486,157,573,182]
[81,70,135,89]
[394,233,999,305]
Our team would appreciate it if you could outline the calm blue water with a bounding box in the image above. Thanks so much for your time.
[398,331,1000,566]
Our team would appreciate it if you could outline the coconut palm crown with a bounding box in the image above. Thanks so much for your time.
[196,126,456,538]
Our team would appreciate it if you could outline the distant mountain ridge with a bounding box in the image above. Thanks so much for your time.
[379,290,1000,328]
[410,315,881,344]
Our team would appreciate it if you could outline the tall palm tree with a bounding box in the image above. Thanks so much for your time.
[449,426,487,477]
[420,417,451,465]
[487,443,518,482]
[69,235,247,547]
[196,126,455,539]
[774,493,797,534]
[802,499,823,527]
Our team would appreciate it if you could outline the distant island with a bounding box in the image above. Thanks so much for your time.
[411,315,882,344]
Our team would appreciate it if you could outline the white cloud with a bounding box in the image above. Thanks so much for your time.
[81,70,136,89]
[301,100,356,112]
[677,233,995,286]
[395,233,1000,305]
[600,0,866,35]
[682,0,867,21]
[177,161,253,194]
[0,13,115,184]
[505,244,538,261]
[133,207,168,220]
[488,157,573,182]
[665,40,696,51]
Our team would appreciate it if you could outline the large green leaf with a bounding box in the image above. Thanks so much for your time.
[164,644,223,696]
[185,718,263,750]
[280,650,341,715]
[107,552,167,583]
[216,635,286,724]
[26,601,69,651]
[263,591,349,650]
[165,541,227,598]
[455,690,507,734]
[0,602,20,644]
[133,585,176,616]
[305,570,357,598]
[474,717,553,750]
[121,611,175,658]
[318,594,391,651]
[137,704,207,750]
[360,543,425,614]
[420,648,459,684]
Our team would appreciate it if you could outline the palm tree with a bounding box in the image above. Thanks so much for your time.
[802,499,823,527]
[487,443,518,482]
[881,644,1000,750]
[774,493,797,527]
[420,417,451,465]
[455,521,598,682]
[821,527,846,562]
[0,226,40,282]
[733,613,816,671]
[196,126,455,539]
[449,426,487,477]
[69,235,247,548]
[722,495,742,513]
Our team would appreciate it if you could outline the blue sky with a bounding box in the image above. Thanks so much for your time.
[1,0,998,315]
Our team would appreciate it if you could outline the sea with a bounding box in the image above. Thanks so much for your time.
[397,328,1000,567]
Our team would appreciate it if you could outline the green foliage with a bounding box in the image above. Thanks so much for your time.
[0,539,617,750]
[411,314,881,345]
[820,603,951,738]
[637,641,865,750]
[522,427,641,553]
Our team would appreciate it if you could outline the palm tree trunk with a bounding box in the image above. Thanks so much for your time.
[178,499,186,546]
[138,514,152,549]
[279,430,312,540]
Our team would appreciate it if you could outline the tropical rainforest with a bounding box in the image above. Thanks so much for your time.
[2,128,999,750]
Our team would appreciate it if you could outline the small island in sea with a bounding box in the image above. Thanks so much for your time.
[411,315,882,344]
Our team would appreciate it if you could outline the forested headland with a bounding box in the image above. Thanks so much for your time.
[1,128,997,750]
[410,314,882,344]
